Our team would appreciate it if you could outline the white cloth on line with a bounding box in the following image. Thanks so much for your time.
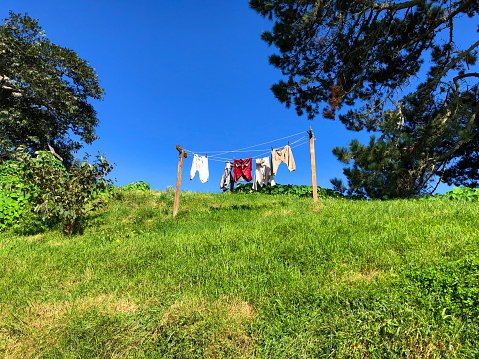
[190,154,209,183]
[253,157,275,190]
[220,161,233,191]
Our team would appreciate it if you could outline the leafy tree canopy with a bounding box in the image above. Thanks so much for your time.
[0,11,104,164]
[250,0,479,197]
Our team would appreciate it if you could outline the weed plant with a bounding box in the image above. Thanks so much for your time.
[0,160,32,231]
[420,186,479,202]
[0,189,478,357]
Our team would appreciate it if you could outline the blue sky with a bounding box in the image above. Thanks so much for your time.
[2,1,475,193]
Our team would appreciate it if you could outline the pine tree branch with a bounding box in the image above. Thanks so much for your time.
[353,0,424,11]
[453,73,479,93]
[401,39,479,104]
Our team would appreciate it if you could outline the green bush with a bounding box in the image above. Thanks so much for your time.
[18,149,114,234]
[444,187,479,201]
[231,183,344,198]
[418,187,479,202]
[122,180,151,191]
[0,160,32,231]
[0,192,22,231]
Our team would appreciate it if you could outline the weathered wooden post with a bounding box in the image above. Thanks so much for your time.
[173,144,187,217]
[308,127,318,202]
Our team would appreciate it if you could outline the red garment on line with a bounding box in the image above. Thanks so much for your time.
[233,158,253,182]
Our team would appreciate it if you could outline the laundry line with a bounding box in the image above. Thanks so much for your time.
[172,126,319,217]
[182,130,309,161]
[201,138,310,162]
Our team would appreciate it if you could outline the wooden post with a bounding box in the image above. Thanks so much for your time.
[173,144,187,217]
[308,127,318,202]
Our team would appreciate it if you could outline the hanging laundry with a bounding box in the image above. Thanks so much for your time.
[190,154,209,183]
[253,157,275,190]
[220,161,234,191]
[271,144,296,176]
[233,158,253,182]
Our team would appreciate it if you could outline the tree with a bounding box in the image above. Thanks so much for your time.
[250,0,479,197]
[0,12,104,164]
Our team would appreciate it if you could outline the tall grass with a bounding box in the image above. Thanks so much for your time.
[0,190,478,358]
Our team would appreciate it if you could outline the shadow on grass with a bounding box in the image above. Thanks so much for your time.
[13,216,62,236]
[209,204,266,212]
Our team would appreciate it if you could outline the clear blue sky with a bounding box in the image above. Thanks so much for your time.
[2,1,474,193]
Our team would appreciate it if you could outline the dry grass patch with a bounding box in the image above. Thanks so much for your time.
[344,327,458,359]
[230,300,255,321]
[336,267,393,285]
[155,297,256,358]
[75,294,139,314]
[263,209,292,218]
[263,210,273,217]
[22,233,45,243]
[47,241,64,247]
[0,294,139,358]
[310,202,324,213]
[0,301,67,358]
[122,214,135,223]
[344,269,383,283]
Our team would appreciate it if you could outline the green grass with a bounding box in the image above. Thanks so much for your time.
[1,189,478,358]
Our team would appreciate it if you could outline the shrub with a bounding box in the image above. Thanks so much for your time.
[231,183,344,198]
[418,187,479,202]
[0,160,32,231]
[122,181,151,192]
[18,149,114,234]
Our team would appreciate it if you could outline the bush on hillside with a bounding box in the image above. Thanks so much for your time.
[122,181,151,192]
[17,148,114,234]
[0,160,32,231]
[231,183,351,198]
[418,187,479,202]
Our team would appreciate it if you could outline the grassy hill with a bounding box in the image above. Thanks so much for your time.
[1,189,478,358]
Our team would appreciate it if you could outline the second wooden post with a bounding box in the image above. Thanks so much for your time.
[173,144,187,217]
[308,127,318,202]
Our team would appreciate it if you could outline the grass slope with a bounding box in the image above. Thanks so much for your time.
[0,190,478,358]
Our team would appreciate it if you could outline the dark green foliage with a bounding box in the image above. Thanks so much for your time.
[231,183,344,198]
[401,256,479,323]
[0,12,104,164]
[17,149,114,234]
[250,0,479,198]
[332,135,431,199]
[441,133,479,188]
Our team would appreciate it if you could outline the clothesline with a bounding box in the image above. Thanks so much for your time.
[203,137,310,162]
[173,126,319,217]
[183,131,309,161]
[183,130,307,158]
